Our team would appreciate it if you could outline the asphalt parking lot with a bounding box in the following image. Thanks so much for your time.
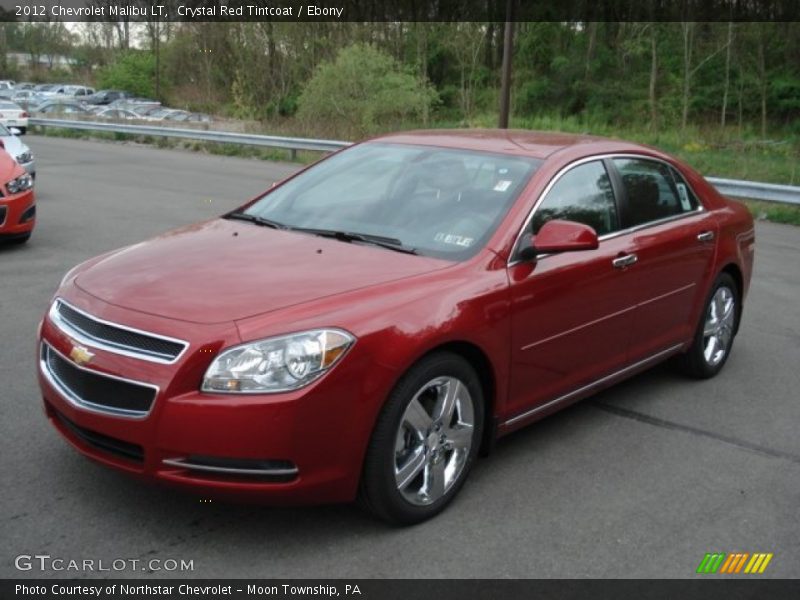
[1,136,798,578]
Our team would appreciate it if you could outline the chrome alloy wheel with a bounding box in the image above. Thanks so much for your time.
[393,376,475,506]
[703,285,736,367]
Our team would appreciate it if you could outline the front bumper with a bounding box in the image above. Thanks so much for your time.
[0,187,35,238]
[37,288,391,504]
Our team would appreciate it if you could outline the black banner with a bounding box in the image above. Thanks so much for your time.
[3,579,800,600]
[1,0,800,23]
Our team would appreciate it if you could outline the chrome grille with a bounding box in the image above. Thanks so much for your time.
[50,299,188,363]
[40,342,158,418]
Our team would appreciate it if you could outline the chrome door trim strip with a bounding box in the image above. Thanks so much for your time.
[638,282,696,307]
[50,298,189,365]
[502,343,685,428]
[520,304,637,351]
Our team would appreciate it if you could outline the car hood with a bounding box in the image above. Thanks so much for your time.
[0,134,26,159]
[74,218,451,324]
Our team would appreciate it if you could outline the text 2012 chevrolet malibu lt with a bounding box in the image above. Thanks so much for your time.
[38,130,754,524]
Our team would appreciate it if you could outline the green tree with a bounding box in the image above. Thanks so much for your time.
[297,43,438,137]
[96,51,156,97]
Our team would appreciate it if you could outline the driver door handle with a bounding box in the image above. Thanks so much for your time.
[612,253,638,269]
[697,231,715,242]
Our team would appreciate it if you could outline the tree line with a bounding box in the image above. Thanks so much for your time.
[1,20,798,139]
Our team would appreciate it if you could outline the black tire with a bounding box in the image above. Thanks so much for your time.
[5,233,31,245]
[18,127,26,135]
[359,352,484,525]
[677,272,739,379]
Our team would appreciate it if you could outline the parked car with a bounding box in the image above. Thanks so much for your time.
[37,130,755,524]
[0,141,35,244]
[129,104,163,118]
[96,108,140,120]
[0,123,35,178]
[109,97,159,108]
[145,108,188,121]
[61,85,95,99]
[10,90,47,108]
[32,100,90,116]
[167,111,213,123]
[42,84,67,96]
[0,80,15,92]
[33,84,57,93]
[0,101,29,134]
[15,82,36,91]
[85,90,130,105]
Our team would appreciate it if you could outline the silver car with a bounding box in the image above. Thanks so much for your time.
[0,124,35,178]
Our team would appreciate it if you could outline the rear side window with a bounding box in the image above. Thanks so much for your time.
[531,160,618,236]
[614,158,698,228]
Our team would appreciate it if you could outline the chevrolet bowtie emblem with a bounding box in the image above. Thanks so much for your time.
[69,344,94,366]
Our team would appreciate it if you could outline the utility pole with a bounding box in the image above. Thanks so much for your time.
[498,0,515,128]
[154,20,161,99]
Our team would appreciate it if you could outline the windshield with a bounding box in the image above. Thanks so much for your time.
[242,143,540,260]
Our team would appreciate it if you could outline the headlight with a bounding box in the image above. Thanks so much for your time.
[202,329,355,393]
[6,173,33,194]
[16,151,33,164]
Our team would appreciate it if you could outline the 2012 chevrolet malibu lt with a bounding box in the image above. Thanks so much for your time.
[37,130,755,524]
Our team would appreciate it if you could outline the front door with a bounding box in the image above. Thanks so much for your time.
[506,159,635,422]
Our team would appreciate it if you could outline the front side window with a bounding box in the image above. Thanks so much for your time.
[530,160,618,236]
[614,158,698,228]
[243,143,541,260]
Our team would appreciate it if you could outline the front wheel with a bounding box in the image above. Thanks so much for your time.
[678,272,739,379]
[359,352,484,525]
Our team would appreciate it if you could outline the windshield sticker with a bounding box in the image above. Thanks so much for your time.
[677,183,692,210]
[493,180,512,192]
[435,233,474,247]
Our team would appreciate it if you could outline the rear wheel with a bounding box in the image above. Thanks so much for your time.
[678,273,739,379]
[359,352,484,525]
[18,127,26,135]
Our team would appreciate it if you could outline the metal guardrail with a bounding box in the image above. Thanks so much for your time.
[29,117,351,155]
[705,177,800,205]
[29,118,800,205]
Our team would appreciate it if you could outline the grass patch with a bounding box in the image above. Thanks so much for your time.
[740,199,800,226]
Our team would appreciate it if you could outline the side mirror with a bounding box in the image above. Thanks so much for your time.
[9,127,21,136]
[518,219,599,261]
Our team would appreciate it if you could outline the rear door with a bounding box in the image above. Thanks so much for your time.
[610,157,717,360]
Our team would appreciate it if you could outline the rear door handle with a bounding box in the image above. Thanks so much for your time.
[697,231,715,242]
[612,253,638,269]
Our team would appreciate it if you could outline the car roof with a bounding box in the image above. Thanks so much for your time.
[369,128,656,160]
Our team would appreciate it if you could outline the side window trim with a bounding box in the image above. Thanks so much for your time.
[508,153,705,266]
[510,156,615,264]
[608,156,704,232]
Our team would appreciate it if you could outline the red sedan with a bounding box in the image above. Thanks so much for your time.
[38,130,754,524]
[0,142,35,243]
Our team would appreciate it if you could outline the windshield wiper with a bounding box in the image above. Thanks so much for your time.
[290,227,418,255]
[226,211,285,229]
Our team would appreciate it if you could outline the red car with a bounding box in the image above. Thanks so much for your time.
[0,141,35,243]
[38,130,754,524]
